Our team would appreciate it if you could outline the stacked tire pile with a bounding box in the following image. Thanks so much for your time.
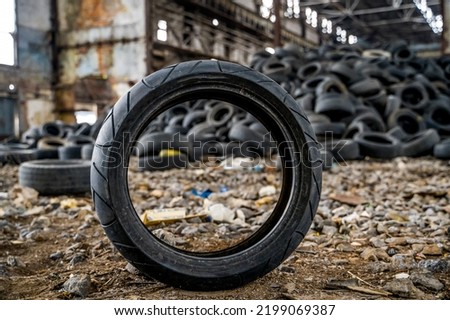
[249,41,450,165]
[0,121,99,195]
[1,121,97,164]
[134,100,275,171]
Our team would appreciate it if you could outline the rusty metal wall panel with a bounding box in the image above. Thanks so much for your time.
[57,0,146,98]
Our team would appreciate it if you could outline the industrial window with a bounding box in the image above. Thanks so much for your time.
[0,0,16,66]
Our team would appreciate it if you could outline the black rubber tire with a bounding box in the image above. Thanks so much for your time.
[37,137,66,149]
[168,114,185,127]
[81,144,94,160]
[315,77,347,95]
[402,129,440,157]
[137,154,189,171]
[343,121,371,139]
[135,132,189,157]
[387,109,426,135]
[433,138,450,159]
[206,102,235,127]
[36,149,59,160]
[384,95,401,119]
[91,60,322,291]
[351,111,386,132]
[58,146,82,160]
[387,126,409,142]
[0,143,30,151]
[297,61,323,80]
[40,122,64,137]
[300,75,328,94]
[423,100,450,135]
[329,62,358,85]
[19,160,91,195]
[262,58,291,82]
[182,110,208,128]
[0,149,38,165]
[295,93,315,111]
[74,123,92,136]
[315,93,355,120]
[311,122,346,138]
[66,135,95,146]
[349,78,382,97]
[324,139,360,161]
[354,132,401,159]
[397,82,429,111]
[305,112,330,124]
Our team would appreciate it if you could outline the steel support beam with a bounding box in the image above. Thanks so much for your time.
[365,18,428,27]
[444,0,450,54]
[320,0,440,18]
[274,0,282,47]
[145,0,155,74]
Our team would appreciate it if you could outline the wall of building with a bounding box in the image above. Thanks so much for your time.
[0,0,318,134]
[0,0,54,132]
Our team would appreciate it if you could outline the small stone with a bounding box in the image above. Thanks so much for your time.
[417,259,449,272]
[6,256,25,267]
[0,192,8,200]
[181,226,198,236]
[282,282,296,294]
[49,252,63,260]
[321,225,337,237]
[411,244,425,253]
[149,190,164,198]
[258,185,276,197]
[30,216,51,231]
[24,206,45,217]
[394,273,410,279]
[73,234,86,242]
[208,203,235,223]
[336,243,355,252]
[387,248,398,256]
[279,265,295,273]
[385,237,408,246]
[383,278,421,298]
[410,270,444,291]
[333,259,348,265]
[369,237,386,248]
[0,264,8,276]
[69,253,86,266]
[25,229,47,241]
[255,196,275,207]
[421,244,442,256]
[360,247,391,262]
[391,254,417,271]
[125,263,141,275]
[329,193,367,206]
[60,198,79,210]
[63,274,91,298]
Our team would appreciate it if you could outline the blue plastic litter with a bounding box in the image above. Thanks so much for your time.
[191,188,213,198]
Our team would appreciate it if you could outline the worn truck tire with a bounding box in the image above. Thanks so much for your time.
[19,160,91,195]
[91,60,322,291]
[0,149,38,165]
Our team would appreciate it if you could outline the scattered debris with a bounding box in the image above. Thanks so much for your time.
[329,193,367,206]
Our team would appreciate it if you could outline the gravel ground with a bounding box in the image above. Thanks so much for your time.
[0,157,449,299]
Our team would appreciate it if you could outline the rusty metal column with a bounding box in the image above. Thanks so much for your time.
[145,0,155,74]
[443,0,450,55]
[273,0,282,47]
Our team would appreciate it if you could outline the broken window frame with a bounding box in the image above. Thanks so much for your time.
[0,0,18,67]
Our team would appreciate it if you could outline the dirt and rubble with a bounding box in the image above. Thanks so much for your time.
[0,157,449,300]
